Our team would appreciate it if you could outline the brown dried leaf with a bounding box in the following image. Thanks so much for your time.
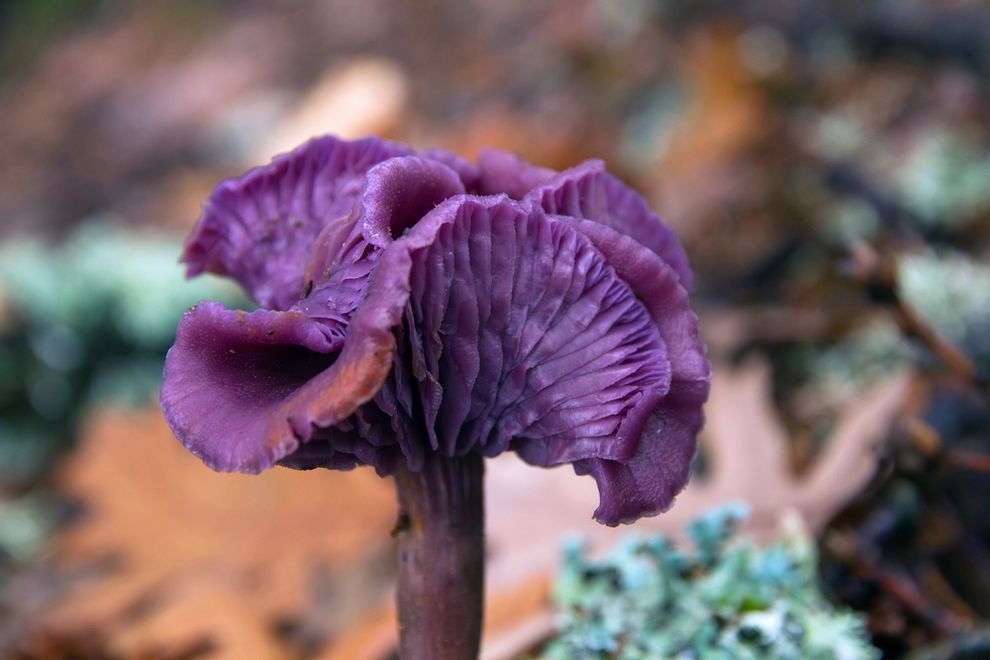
[41,409,398,658]
[655,27,766,237]
[251,57,409,163]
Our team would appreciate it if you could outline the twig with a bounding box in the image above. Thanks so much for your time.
[827,531,964,635]
[848,242,984,393]
[905,416,990,474]
[941,450,990,474]
[918,560,980,624]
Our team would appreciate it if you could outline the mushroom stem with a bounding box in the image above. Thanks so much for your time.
[394,452,485,660]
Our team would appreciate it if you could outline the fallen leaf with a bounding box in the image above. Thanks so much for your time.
[252,58,409,163]
[40,408,398,659]
[655,26,766,237]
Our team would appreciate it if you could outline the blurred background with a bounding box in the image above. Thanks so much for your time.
[1,0,989,657]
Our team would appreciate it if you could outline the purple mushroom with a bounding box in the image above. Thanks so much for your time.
[160,135,709,659]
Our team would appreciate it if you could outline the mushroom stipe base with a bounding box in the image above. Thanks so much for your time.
[395,453,484,660]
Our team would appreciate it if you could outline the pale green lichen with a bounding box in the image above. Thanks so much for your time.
[892,131,990,230]
[898,250,990,370]
[786,320,910,438]
[810,111,868,162]
[0,219,245,348]
[810,321,909,398]
[821,197,882,245]
[540,504,878,660]
[0,220,247,484]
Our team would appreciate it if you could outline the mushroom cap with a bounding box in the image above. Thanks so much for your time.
[160,136,709,525]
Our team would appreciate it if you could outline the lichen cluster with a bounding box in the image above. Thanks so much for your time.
[0,222,243,482]
[541,505,878,659]
[898,250,990,373]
